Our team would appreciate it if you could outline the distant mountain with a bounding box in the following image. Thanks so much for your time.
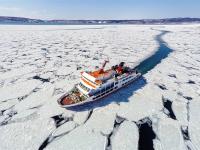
[0,16,200,25]
[0,16,45,24]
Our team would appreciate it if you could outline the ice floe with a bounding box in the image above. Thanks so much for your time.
[112,121,139,150]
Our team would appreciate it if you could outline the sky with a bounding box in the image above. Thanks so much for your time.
[0,0,200,20]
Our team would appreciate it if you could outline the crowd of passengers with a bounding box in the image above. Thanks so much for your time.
[111,62,133,77]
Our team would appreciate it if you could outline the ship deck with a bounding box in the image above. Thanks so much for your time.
[60,87,87,105]
[89,69,112,78]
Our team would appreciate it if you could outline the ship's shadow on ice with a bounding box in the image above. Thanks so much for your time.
[67,76,147,111]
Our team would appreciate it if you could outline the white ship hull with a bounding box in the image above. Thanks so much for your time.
[57,72,141,108]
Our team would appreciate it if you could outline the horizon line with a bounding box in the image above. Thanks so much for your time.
[1,16,200,21]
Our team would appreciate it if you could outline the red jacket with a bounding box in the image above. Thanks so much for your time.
[116,66,123,74]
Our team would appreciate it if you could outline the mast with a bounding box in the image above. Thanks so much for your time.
[99,60,109,73]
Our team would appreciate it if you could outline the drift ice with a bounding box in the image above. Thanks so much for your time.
[57,61,141,108]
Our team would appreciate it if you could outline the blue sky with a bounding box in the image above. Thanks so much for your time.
[0,0,199,19]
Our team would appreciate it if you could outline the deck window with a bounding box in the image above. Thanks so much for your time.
[96,95,100,98]
[106,85,110,91]
[111,83,114,88]
[108,89,113,92]
[79,82,90,92]
[92,89,101,96]
[101,87,106,93]
[96,90,101,95]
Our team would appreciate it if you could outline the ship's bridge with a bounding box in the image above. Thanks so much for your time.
[77,71,99,95]
[77,70,115,94]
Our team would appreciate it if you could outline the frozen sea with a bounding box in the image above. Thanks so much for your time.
[0,24,200,150]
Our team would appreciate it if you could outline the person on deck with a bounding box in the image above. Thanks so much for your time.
[116,62,125,74]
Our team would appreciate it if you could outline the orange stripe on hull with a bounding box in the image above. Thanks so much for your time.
[81,78,96,88]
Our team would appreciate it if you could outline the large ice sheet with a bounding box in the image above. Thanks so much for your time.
[112,121,139,150]
[117,84,163,122]
[157,117,186,150]
[83,103,119,135]
[189,99,200,150]
[0,80,41,101]
[46,125,106,150]
[0,117,55,150]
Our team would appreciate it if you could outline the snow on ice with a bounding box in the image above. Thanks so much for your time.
[0,24,200,150]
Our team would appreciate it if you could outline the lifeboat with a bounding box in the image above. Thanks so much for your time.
[57,61,141,108]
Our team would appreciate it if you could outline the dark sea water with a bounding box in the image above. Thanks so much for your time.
[135,30,173,150]
[135,30,173,75]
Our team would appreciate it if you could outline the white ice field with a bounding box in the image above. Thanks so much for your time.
[0,25,199,150]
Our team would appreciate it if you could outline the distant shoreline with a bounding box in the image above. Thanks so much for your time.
[0,16,200,25]
[0,23,200,25]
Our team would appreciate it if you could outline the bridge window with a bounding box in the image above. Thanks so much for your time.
[79,82,90,92]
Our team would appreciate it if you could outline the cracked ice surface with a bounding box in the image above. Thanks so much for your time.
[157,117,186,150]
[0,117,55,150]
[112,121,139,150]
[0,25,200,150]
